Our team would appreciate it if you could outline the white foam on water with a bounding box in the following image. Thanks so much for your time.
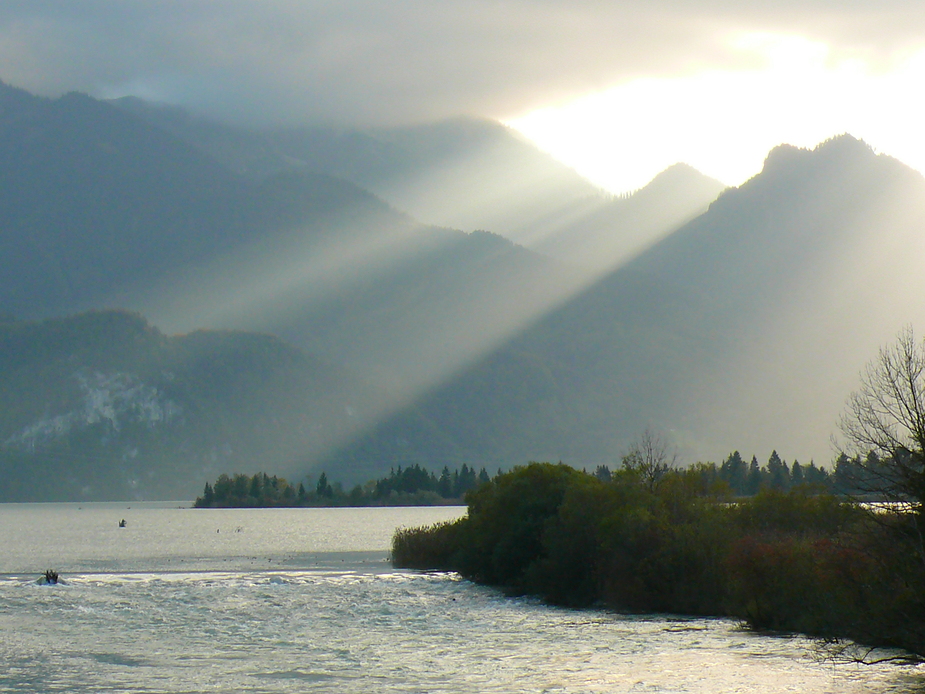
[0,503,920,693]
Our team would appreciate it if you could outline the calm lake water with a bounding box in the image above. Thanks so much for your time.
[0,502,922,693]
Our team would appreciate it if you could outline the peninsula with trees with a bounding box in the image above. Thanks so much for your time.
[194,463,490,507]
[392,329,925,661]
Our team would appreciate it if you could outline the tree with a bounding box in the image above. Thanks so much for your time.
[767,451,790,491]
[248,474,262,500]
[316,472,334,498]
[719,451,747,495]
[791,460,805,487]
[745,456,762,496]
[197,482,214,507]
[437,467,452,498]
[621,427,677,491]
[802,461,829,488]
[839,326,925,507]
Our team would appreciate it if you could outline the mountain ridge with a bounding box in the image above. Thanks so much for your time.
[3,79,921,495]
[318,133,925,474]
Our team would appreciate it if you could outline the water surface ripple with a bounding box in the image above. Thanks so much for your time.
[0,503,921,693]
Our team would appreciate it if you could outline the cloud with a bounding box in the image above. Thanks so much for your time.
[1,0,925,127]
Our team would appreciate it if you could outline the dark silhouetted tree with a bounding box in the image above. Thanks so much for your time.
[839,326,925,507]
[316,472,333,498]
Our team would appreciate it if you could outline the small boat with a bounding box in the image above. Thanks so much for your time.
[37,569,60,585]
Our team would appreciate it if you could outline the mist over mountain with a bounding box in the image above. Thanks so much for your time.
[112,97,725,272]
[0,84,577,395]
[530,163,726,270]
[0,82,408,320]
[321,135,925,474]
[110,98,618,244]
[266,118,604,245]
[0,83,589,494]
[3,78,922,497]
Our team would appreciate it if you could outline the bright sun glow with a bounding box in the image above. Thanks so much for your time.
[507,34,925,194]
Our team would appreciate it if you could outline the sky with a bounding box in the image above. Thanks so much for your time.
[3,1,925,192]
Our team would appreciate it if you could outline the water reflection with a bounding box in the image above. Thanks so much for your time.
[0,504,921,693]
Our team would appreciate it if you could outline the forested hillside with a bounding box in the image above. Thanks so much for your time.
[0,311,379,500]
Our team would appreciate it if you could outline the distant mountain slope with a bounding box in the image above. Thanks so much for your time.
[530,163,726,270]
[0,83,587,490]
[268,117,605,242]
[109,95,292,181]
[0,84,576,393]
[0,311,380,500]
[112,97,724,270]
[0,83,249,317]
[322,135,925,473]
[110,98,606,242]
[0,81,415,320]
[11,81,919,491]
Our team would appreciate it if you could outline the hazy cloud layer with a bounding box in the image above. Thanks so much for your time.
[2,0,925,126]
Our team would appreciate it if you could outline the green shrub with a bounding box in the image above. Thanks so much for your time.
[390,463,925,658]
[391,520,466,570]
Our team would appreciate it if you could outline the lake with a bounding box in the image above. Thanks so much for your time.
[0,502,921,693]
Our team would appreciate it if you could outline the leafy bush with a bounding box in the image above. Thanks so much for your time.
[392,520,466,570]
[392,461,925,658]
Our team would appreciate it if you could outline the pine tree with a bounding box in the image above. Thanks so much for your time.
[438,467,452,497]
[791,460,805,487]
[317,472,333,498]
[198,482,214,507]
[767,451,790,491]
[746,456,762,495]
[720,451,747,495]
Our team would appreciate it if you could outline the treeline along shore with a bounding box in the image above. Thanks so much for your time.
[392,461,925,660]
[194,463,490,507]
[196,449,879,508]
[195,449,866,509]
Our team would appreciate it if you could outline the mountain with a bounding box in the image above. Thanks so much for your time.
[0,310,383,500]
[112,97,725,271]
[266,117,605,243]
[110,98,608,242]
[7,79,919,493]
[320,135,925,473]
[0,81,414,319]
[0,84,577,393]
[530,163,726,271]
[0,83,586,493]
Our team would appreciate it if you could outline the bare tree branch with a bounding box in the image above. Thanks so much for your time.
[838,326,925,508]
[621,427,678,491]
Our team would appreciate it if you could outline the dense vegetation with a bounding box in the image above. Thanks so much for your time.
[194,463,491,507]
[195,449,879,509]
[393,462,925,660]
